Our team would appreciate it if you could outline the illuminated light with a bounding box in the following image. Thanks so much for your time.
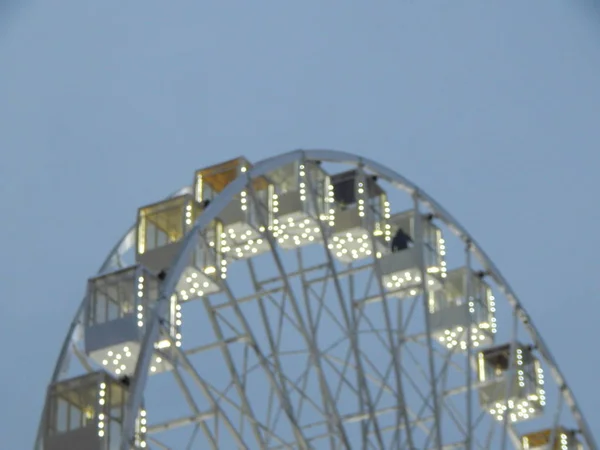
[156,340,171,349]
[204,266,216,275]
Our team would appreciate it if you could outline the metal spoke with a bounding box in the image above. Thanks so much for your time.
[38,150,597,450]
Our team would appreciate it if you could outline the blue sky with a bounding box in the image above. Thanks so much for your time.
[1,1,599,447]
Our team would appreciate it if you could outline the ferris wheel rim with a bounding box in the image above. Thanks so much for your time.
[33,185,192,449]
[37,149,596,450]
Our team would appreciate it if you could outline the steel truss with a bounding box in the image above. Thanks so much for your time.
[35,150,596,450]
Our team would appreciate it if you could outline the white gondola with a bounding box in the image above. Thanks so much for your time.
[429,267,496,350]
[84,265,181,376]
[136,194,223,299]
[329,170,390,263]
[477,343,546,423]
[267,160,334,249]
[43,371,147,450]
[379,211,445,296]
[194,157,272,260]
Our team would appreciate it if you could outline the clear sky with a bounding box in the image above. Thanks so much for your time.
[1,1,599,447]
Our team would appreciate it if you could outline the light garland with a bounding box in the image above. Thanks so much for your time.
[270,164,332,249]
[483,347,545,423]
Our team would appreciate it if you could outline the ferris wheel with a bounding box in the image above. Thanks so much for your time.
[35,150,596,450]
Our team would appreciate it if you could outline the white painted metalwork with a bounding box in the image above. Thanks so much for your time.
[428,267,495,352]
[194,157,273,260]
[84,264,181,377]
[43,371,147,450]
[35,150,597,450]
[267,160,333,250]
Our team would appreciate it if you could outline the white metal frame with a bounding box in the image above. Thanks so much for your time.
[34,150,596,450]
